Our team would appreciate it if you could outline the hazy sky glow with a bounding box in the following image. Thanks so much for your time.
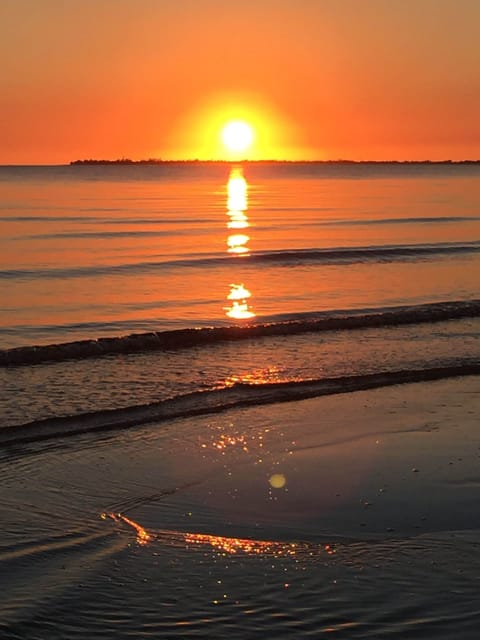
[1,0,479,163]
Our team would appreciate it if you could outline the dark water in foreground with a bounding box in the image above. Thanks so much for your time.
[2,379,480,639]
[1,163,480,637]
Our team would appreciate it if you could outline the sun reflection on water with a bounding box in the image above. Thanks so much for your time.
[223,366,284,386]
[184,532,298,556]
[227,169,250,253]
[224,283,255,319]
[210,433,249,452]
[102,512,151,545]
[224,167,256,320]
[227,233,250,254]
[103,511,336,557]
[227,169,248,213]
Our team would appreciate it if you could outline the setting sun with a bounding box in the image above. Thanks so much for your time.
[221,120,254,154]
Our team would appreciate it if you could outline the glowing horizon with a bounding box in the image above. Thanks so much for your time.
[1,1,479,164]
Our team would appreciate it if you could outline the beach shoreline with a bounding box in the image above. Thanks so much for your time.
[3,375,480,537]
[2,376,480,637]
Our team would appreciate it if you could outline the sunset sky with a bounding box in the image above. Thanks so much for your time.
[1,0,479,164]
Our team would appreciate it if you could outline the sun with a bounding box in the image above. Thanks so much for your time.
[221,120,254,154]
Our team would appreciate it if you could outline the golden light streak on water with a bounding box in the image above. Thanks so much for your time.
[184,532,298,556]
[102,512,151,545]
[227,169,248,211]
[227,283,252,300]
[224,284,256,319]
[227,233,250,254]
[103,512,337,557]
[211,433,248,452]
[226,169,249,252]
[223,366,283,386]
[184,533,336,557]
[225,299,256,319]
[224,167,257,319]
[227,214,248,229]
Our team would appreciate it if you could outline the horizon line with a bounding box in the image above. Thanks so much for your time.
[2,158,480,167]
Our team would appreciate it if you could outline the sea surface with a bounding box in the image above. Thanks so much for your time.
[1,162,480,638]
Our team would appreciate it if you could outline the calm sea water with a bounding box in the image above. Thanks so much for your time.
[1,163,480,348]
[1,163,480,638]
[1,162,479,426]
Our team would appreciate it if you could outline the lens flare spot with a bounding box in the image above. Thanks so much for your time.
[269,473,287,489]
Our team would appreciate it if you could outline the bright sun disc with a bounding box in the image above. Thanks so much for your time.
[221,120,254,153]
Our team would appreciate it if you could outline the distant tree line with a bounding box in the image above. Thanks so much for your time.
[70,158,480,165]
[70,158,162,165]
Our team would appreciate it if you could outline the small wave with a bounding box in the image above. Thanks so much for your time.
[0,215,92,222]
[247,242,480,264]
[1,299,479,366]
[0,215,216,225]
[27,230,186,240]
[0,530,113,563]
[322,216,480,226]
[1,242,479,281]
[267,215,480,228]
[1,364,479,447]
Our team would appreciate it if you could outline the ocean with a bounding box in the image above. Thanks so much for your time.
[1,162,480,638]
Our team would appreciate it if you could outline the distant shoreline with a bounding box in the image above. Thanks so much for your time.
[69,158,480,166]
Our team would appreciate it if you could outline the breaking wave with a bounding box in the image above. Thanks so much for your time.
[1,299,479,366]
[1,364,479,447]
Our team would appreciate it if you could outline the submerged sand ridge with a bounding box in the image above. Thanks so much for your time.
[1,362,479,447]
[1,376,480,638]
[89,375,480,542]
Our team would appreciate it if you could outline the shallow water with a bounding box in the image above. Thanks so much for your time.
[1,378,480,639]
[1,162,479,431]
[1,316,480,430]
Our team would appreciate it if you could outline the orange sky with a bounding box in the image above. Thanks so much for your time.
[1,0,479,163]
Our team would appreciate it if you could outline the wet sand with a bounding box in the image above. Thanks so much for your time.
[1,376,480,638]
